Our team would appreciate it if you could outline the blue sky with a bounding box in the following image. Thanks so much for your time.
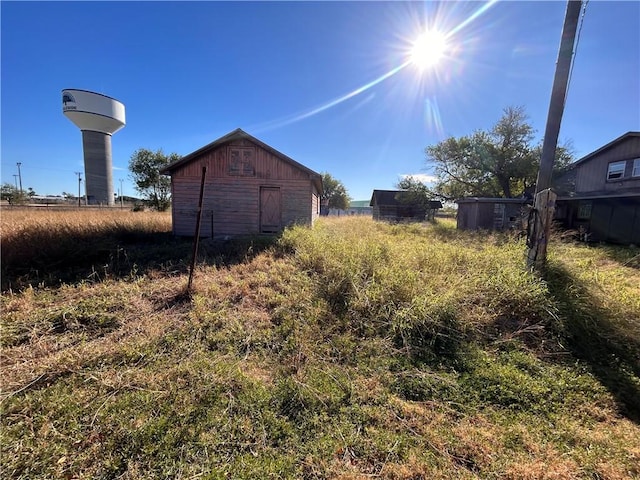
[2,1,639,201]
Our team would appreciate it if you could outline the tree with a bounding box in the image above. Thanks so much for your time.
[395,176,434,206]
[395,176,441,221]
[321,172,350,212]
[426,106,574,200]
[129,148,178,211]
[1,183,28,204]
[1,183,14,201]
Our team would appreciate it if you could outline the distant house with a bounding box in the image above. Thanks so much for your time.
[346,200,373,216]
[326,200,373,216]
[456,197,531,231]
[370,189,442,222]
[160,128,323,237]
[554,131,640,244]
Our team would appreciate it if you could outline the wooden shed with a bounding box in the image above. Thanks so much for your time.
[370,190,442,222]
[161,129,322,237]
[456,197,530,231]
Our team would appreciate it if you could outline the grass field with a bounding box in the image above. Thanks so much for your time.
[1,209,639,479]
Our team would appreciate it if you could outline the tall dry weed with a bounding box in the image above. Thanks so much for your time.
[1,208,172,289]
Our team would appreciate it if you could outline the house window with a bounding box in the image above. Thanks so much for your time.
[633,158,640,177]
[577,202,592,220]
[607,161,626,180]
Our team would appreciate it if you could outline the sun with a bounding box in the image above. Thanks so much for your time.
[410,30,448,70]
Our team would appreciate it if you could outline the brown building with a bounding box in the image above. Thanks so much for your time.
[161,129,323,237]
[370,190,442,222]
[554,131,640,244]
[456,197,530,231]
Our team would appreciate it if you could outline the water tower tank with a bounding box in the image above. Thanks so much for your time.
[62,89,126,206]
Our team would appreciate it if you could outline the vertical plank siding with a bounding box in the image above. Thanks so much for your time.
[575,136,640,193]
[554,133,640,245]
[312,193,320,221]
[170,139,319,237]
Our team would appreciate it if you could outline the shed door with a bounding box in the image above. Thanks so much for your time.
[260,187,281,233]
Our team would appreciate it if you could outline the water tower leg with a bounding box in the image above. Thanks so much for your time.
[82,130,114,206]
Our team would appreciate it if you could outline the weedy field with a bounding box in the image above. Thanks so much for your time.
[1,209,639,479]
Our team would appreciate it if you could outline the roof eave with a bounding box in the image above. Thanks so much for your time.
[570,131,640,169]
[160,129,323,187]
[557,191,640,201]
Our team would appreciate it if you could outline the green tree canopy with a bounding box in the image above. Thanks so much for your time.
[395,176,434,206]
[426,106,574,200]
[321,173,351,211]
[1,183,28,205]
[129,148,178,211]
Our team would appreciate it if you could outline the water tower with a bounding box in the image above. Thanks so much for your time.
[62,89,125,205]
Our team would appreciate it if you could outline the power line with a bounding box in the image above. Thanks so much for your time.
[564,0,589,109]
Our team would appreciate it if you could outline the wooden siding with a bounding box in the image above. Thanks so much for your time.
[372,205,426,222]
[312,193,320,221]
[169,139,318,237]
[456,200,529,231]
[574,136,640,193]
[557,197,640,244]
[172,140,312,183]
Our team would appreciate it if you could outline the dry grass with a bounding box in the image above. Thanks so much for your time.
[1,213,640,478]
[1,208,174,290]
[1,207,171,239]
[1,277,188,398]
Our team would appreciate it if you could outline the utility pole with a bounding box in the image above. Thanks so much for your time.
[527,0,582,271]
[75,172,82,208]
[13,175,19,190]
[119,178,124,209]
[16,162,23,192]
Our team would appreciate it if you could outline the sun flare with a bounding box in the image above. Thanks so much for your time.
[410,30,448,70]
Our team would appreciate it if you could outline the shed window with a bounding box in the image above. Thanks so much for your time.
[633,158,640,177]
[228,147,256,176]
[607,161,625,180]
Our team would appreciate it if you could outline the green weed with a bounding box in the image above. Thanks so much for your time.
[2,215,639,478]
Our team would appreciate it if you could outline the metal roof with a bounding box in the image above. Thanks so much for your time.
[349,200,372,208]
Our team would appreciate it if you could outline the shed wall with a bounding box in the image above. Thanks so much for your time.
[457,201,528,230]
[169,139,317,237]
[372,205,426,222]
[556,197,640,244]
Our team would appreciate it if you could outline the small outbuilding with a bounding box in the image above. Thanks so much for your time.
[370,189,442,222]
[346,200,373,216]
[456,197,531,231]
[161,129,322,237]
